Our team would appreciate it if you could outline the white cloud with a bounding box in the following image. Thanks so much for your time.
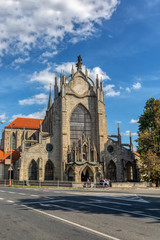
[126,87,131,92]
[41,50,58,58]
[10,109,46,122]
[29,62,111,89]
[19,93,48,106]
[0,113,8,121]
[30,67,55,90]
[132,82,142,90]
[116,120,122,124]
[11,56,30,67]
[130,119,139,124]
[103,84,120,97]
[55,62,76,75]
[55,62,110,81]
[0,0,120,56]
[122,130,138,136]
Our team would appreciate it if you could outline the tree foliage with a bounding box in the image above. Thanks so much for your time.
[137,98,160,185]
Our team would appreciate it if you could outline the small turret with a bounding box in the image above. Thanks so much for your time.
[100,77,103,91]
[47,84,52,110]
[96,74,99,88]
[62,70,66,84]
[130,131,133,151]
[118,123,121,145]
[54,73,59,99]
[72,65,74,76]
[85,67,88,78]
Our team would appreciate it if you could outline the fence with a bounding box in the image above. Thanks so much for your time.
[0,180,107,188]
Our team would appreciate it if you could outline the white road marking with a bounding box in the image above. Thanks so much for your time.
[65,191,149,203]
[0,190,5,192]
[68,200,160,220]
[19,193,26,195]
[89,198,132,206]
[7,200,15,203]
[39,202,79,212]
[116,196,149,203]
[30,194,39,197]
[21,204,120,240]
[51,204,79,212]
[8,191,15,194]
[0,198,4,200]
[23,199,66,205]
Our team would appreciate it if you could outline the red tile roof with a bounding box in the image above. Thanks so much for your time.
[5,118,43,130]
[0,150,21,164]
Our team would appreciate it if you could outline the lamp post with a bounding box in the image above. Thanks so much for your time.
[9,123,15,186]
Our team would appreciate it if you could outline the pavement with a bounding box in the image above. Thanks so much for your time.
[0,187,160,240]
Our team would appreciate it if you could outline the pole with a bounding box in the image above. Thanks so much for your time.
[9,123,14,186]
[9,129,12,186]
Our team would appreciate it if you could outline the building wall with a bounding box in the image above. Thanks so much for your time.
[8,64,138,182]
[1,128,38,152]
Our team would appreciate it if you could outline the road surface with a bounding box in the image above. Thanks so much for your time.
[0,187,160,240]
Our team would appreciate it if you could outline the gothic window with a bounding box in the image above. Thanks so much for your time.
[45,160,54,180]
[70,104,91,146]
[28,160,38,180]
[83,144,87,160]
[30,134,36,146]
[107,160,116,181]
[11,133,16,150]
[125,162,133,181]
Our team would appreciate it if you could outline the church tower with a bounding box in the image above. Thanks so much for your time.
[43,56,107,181]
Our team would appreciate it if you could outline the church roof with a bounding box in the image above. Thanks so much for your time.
[5,118,43,130]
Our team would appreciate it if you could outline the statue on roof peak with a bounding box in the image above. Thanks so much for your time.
[76,55,82,71]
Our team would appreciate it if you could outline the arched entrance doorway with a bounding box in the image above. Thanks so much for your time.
[28,160,38,180]
[125,162,133,181]
[107,160,116,181]
[81,166,93,182]
[45,160,54,180]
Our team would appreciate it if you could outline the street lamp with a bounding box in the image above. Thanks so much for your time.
[9,123,15,186]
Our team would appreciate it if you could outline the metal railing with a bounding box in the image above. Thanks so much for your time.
[0,180,110,188]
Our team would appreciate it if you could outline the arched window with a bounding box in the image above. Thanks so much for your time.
[107,160,116,181]
[28,160,38,180]
[70,104,91,146]
[30,134,36,146]
[45,160,54,180]
[11,133,16,150]
[125,162,133,181]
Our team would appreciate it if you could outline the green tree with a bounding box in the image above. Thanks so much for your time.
[137,98,160,186]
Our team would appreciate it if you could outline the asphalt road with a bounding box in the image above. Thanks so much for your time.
[0,187,160,240]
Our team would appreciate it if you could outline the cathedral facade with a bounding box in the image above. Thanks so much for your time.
[0,57,138,183]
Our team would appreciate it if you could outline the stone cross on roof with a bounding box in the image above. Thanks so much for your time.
[76,55,82,70]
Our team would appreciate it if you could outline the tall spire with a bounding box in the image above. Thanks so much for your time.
[72,65,74,76]
[47,84,52,110]
[118,123,121,145]
[100,77,103,90]
[76,55,82,71]
[96,74,99,88]
[130,131,133,151]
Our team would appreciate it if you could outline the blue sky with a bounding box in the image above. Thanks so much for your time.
[0,0,160,150]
